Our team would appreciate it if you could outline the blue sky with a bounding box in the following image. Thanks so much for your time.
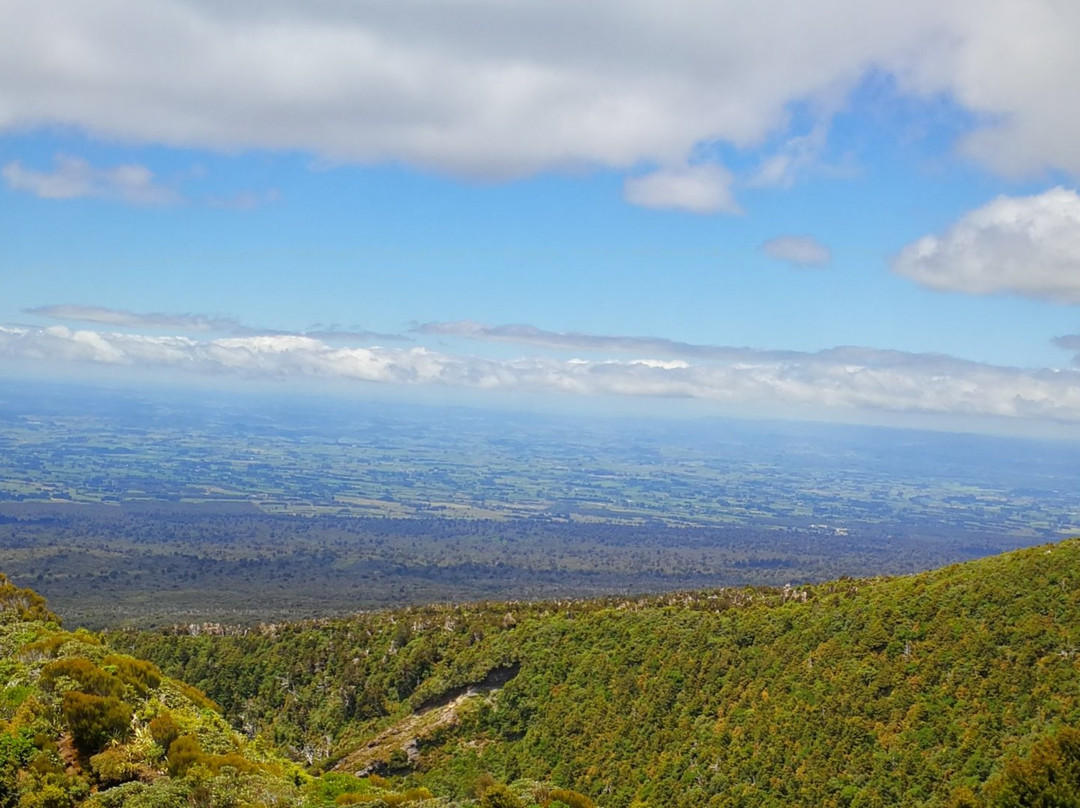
[3,0,1080,435]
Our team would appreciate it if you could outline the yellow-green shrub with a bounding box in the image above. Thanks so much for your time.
[60,692,132,757]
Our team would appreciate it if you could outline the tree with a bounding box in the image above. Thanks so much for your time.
[984,728,1080,808]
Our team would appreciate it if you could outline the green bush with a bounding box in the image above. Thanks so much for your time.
[1,728,36,808]
[101,656,161,696]
[481,784,524,808]
[89,749,140,787]
[549,789,595,808]
[40,659,123,700]
[60,692,132,757]
[0,575,56,623]
[165,735,203,777]
[147,713,179,753]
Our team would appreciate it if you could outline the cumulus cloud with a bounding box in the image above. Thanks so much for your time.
[893,187,1080,303]
[24,305,244,333]
[2,155,179,205]
[3,1,1080,189]
[3,323,1080,424]
[623,164,739,214]
[760,235,833,267]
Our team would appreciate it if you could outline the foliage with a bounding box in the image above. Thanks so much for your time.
[146,713,178,754]
[41,659,124,699]
[0,587,568,807]
[9,538,1080,806]
[0,727,35,807]
[100,656,161,696]
[61,693,132,757]
[125,538,1080,807]
[982,727,1080,807]
[0,574,55,624]
[480,784,524,808]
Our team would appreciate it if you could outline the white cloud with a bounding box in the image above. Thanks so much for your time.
[2,155,179,205]
[3,323,1080,424]
[3,1,1079,188]
[920,2,1080,178]
[760,235,833,267]
[623,164,739,214]
[892,187,1080,303]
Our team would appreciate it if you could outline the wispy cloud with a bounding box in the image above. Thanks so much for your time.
[1054,334,1080,366]
[3,323,1079,424]
[893,187,1080,303]
[2,155,180,206]
[302,327,412,344]
[23,305,411,344]
[24,305,244,333]
[206,188,281,210]
[760,235,833,267]
[415,321,798,361]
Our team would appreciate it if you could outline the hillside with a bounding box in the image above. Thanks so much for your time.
[121,539,1080,807]
[0,575,583,808]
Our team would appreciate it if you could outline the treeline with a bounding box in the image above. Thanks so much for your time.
[118,539,1080,806]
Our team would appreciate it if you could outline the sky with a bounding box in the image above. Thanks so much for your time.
[3,0,1080,436]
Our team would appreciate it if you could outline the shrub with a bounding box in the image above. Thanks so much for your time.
[481,783,524,808]
[383,788,433,806]
[60,693,132,757]
[166,735,204,778]
[101,656,161,696]
[89,749,140,787]
[0,575,56,623]
[40,659,122,700]
[147,713,180,753]
[549,788,595,808]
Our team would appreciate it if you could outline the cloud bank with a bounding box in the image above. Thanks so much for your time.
[3,0,1080,198]
[893,188,1080,303]
[3,323,1079,424]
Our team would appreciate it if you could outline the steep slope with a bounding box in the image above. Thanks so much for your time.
[2,574,584,808]
[124,539,1080,807]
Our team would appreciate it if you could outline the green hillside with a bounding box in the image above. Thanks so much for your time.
[0,574,582,808]
[121,539,1080,807]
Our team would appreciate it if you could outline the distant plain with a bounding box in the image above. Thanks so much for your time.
[2,381,1078,627]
